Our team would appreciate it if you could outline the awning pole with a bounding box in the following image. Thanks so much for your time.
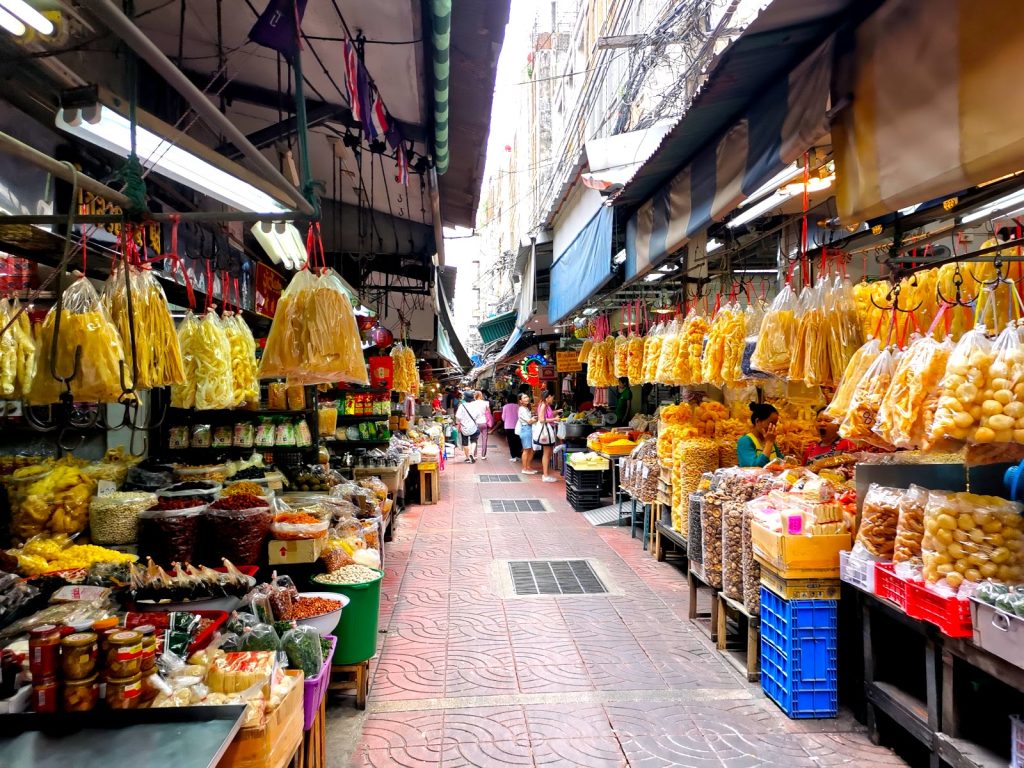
[0,130,132,209]
[87,0,316,217]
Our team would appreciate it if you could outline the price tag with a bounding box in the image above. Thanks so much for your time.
[97,480,116,496]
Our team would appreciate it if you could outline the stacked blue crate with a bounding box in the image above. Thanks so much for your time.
[759,586,838,718]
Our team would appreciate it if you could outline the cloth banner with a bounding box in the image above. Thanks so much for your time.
[548,207,613,324]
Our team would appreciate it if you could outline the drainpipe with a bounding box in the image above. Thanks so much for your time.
[87,0,316,216]
[428,166,445,266]
[430,0,451,175]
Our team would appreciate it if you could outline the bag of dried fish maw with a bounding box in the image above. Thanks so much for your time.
[789,284,830,387]
[0,300,18,398]
[29,276,127,405]
[224,313,259,407]
[824,337,881,422]
[838,344,898,448]
[105,266,185,389]
[751,283,797,376]
[259,268,315,380]
[191,312,234,410]
[875,334,953,449]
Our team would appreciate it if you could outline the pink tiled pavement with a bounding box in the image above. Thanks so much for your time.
[337,442,905,767]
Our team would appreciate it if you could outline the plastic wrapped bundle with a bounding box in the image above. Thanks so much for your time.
[170,312,199,409]
[259,269,368,385]
[824,338,881,423]
[626,334,645,384]
[613,334,629,379]
[824,277,864,387]
[722,501,745,600]
[701,304,744,386]
[742,505,761,614]
[789,284,831,387]
[839,345,898,448]
[893,484,928,579]
[641,325,665,384]
[175,312,234,411]
[681,314,710,385]
[29,277,127,405]
[700,492,724,588]
[875,335,952,449]
[853,280,891,342]
[751,283,797,376]
[0,300,18,398]
[654,318,681,384]
[223,313,259,407]
[105,266,185,390]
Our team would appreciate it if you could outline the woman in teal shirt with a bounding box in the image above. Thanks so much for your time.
[737,403,783,467]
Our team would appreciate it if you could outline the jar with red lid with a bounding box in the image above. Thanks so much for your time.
[32,677,58,713]
[29,625,60,678]
[105,630,143,678]
[62,673,99,712]
[105,672,142,709]
[61,632,98,680]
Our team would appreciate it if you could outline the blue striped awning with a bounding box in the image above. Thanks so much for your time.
[548,206,614,324]
[625,38,833,280]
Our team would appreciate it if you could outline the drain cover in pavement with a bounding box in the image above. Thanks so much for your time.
[488,499,546,513]
[478,474,522,483]
[508,560,608,595]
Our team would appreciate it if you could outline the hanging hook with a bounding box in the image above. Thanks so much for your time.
[936,262,973,308]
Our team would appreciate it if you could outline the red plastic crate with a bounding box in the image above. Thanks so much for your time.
[873,563,910,611]
[124,609,228,653]
[905,580,972,637]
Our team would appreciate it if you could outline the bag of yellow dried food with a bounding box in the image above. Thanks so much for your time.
[642,325,665,384]
[936,263,978,341]
[655,318,681,384]
[29,277,127,405]
[191,312,234,410]
[668,316,692,384]
[10,461,97,543]
[259,269,316,380]
[578,339,593,364]
[626,334,645,385]
[702,303,743,386]
[0,300,18,398]
[876,335,953,450]
[789,285,830,387]
[682,313,710,385]
[613,334,629,379]
[224,313,259,407]
[824,277,863,388]
[602,337,618,386]
[839,345,898,449]
[170,312,199,409]
[900,269,938,335]
[853,280,891,342]
[720,305,747,385]
[750,284,797,376]
[824,337,881,422]
[392,345,410,393]
[8,298,35,398]
[104,266,185,389]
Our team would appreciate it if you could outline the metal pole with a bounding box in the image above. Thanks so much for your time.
[0,130,132,209]
[88,0,316,217]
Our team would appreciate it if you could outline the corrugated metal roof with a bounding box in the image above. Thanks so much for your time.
[611,0,863,212]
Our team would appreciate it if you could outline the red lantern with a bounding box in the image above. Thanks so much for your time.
[370,324,394,349]
[420,361,433,381]
[356,315,376,333]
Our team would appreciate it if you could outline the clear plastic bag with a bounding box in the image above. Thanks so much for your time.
[929,326,997,444]
[789,283,829,387]
[856,484,901,561]
[742,503,761,614]
[223,313,260,407]
[839,345,898,448]
[655,318,681,385]
[29,277,127,404]
[824,337,881,422]
[281,624,324,677]
[640,324,665,384]
[875,335,954,449]
[700,492,724,588]
[922,490,1024,596]
[893,484,928,579]
[751,283,797,376]
[626,334,645,385]
[721,500,744,600]
[613,334,629,379]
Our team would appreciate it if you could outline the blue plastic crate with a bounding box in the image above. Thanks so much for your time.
[759,587,838,718]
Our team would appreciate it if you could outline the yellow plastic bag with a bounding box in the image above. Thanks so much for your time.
[29,277,127,405]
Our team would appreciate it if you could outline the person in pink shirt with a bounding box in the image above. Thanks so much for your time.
[501,391,522,462]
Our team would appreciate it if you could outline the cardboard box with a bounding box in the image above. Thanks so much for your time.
[268,538,324,565]
[218,670,303,768]
[759,563,841,600]
[750,521,850,578]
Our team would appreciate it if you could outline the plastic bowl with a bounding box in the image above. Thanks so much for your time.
[292,591,350,636]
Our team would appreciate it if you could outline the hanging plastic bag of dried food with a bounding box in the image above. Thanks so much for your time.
[170,312,199,409]
[824,337,881,423]
[929,326,996,444]
[0,300,18,398]
[613,334,629,379]
[655,317,681,384]
[750,282,797,376]
[29,276,127,405]
[790,283,830,387]
[224,313,259,407]
[824,276,864,388]
[853,279,891,342]
[875,334,953,449]
[626,333,645,385]
[104,265,185,390]
[838,344,898,448]
[259,269,317,381]
[189,312,233,410]
[681,312,709,385]
[313,269,368,385]
[8,298,35,398]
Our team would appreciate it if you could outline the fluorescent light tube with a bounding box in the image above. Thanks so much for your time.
[962,188,1024,223]
[739,163,801,208]
[643,272,666,283]
[0,6,25,34]
[57,106,289,213]
[0,0,52,34]
[733,268,777,274]
[706,238,723,252]
[252,222,307,270]
[728,191,792,228]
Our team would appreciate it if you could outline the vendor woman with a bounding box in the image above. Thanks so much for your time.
[802,407,856,465]
[737,403,783,467]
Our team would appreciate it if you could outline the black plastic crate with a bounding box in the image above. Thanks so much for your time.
[565,465,605,491]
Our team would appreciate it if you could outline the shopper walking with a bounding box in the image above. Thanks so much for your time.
[455,393,480,463]
[518,393,537,474]
[535,391,561,483]
[471,390,493,459]
[501,392,522,461]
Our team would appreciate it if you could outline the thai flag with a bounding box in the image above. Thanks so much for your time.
[394,143,409,186]
[343,41,363,123]
[369,92,390,139]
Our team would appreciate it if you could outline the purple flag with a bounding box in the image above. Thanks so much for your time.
[249,0,308,58]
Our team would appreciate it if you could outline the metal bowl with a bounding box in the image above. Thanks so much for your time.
[563,423,593,439]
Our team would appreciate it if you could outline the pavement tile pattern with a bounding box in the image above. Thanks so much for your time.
[330,443,906,767]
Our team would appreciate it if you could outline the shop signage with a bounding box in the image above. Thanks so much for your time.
[539,365,556,381]
[77,189,161,256]
[368,356,394,390]
[254,262,284,317]
[555,351,582,373]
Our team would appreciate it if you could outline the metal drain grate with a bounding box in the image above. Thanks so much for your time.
[508,560,608,595]
[488,499,546,513]
[478,474,522,483]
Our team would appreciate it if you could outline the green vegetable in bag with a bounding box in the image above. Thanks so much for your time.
[281,624,324,677]
[239,623,282,653]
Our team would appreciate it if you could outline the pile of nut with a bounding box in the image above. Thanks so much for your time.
[88,492,157,546]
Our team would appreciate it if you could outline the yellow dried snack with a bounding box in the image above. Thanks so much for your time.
[875,335,952,449]
[751,284,797,376]
[223,314,259,407]
[626,335,645,385]
[824,338,881,423]
[613,334,629,379]
[839,345,897,448]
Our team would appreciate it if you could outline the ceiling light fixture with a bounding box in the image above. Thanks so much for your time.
[706,238,723,253]
[0,6,25,34]
[643,272,666,283]
[738,163,802,208]
[252,222,307,271]
[728,174,835,229]
[56,106,290,213]
[961,188,1024,224]
[612,249,626,266]
[0,0,52,34]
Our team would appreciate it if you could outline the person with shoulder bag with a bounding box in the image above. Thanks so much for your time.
[456,392,481,463]
[534,391,562,483]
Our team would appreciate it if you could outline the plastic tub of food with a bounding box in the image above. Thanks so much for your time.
[157,481,222,503]
[138,505,204,566]
[204,505,273,564]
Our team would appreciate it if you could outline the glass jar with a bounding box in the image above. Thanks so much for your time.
[105,672,142,709]
[136,625,157,672]
[63,673,99,712]
[61,632,98,680]
[105,630,143,678]
[29,624,60,678]
[32,676,58,713]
